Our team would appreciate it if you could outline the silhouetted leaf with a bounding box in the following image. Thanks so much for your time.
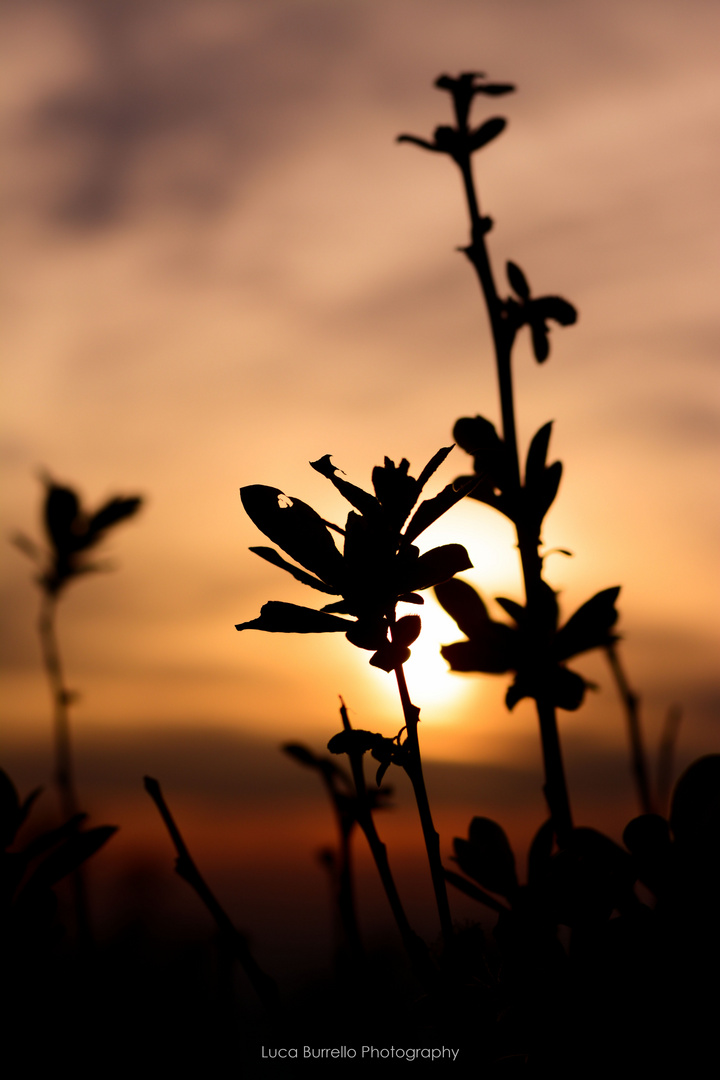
[468,117,506,152]
[441,629,516,674]
[453,415,500,455]
[555,586,620,661]
[407,543,472,590]
[452,817,518,898]
[27,826,117,890]
[283,744,323,769]
[236,601,352,635]
[44,484,80,554]
[552,666,587,711]
[370,640,411,671]
[87,496,142,540]
[241,486,345,586]
[435,578,491,639]
[525,422,554,485]
[507,261,530,301]
[328,730,384,756]
[249,546,339,595]
[414,445,454,493]
[310,456,378,518]
[403,479,476,545]
[530,320,550,362]
[396,133,438,152]
[495,596,525,625]
[533,295,577,326]
[393,615,422,648]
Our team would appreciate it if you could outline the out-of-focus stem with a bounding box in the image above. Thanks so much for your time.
[144,776,279,1012]
[606,641,655,815]
[38,592,79,821]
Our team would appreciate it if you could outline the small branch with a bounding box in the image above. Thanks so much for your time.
[144,776,278,1012]
[605,642,655,815]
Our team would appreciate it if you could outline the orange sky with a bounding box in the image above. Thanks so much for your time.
[2,0,719,854]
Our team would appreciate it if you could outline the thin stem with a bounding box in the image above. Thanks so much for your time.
[38,591,79,821]
[605,642,655,815]
[339,702,434,981]
[393,663,454,951]
[38,590,93,945]
[144,776,278,1013]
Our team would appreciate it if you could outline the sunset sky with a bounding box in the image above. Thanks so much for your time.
[1,1,718,961]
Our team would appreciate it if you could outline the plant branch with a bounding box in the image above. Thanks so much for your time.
[144,776,278,1012]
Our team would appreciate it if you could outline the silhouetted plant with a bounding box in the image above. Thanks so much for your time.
[0,768,116,965]
[237,452,474,948]
[400,73,658,839]
[14,476,142,821]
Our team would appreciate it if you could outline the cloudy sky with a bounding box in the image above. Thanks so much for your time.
[1,1,718,925]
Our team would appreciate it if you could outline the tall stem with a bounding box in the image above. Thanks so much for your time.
[38,592,79,822]
[455,135,573,844]
[38,590,93,943]
[606,641,655,815]
[394,662,454,950]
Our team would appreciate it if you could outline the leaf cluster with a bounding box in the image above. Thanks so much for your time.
[14,479,142,596]
[237,449,473,670]
[436,579,620,711]
[0,770,116,957]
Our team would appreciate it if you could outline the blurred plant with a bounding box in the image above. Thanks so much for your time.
[0,768,116,966]
[13,476,142,821]
[237,452,474,948]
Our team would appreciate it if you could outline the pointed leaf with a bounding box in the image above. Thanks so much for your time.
[441,628,516,674]
[408,543,472,591]
[468,117,506,152]
[525,422,554,486]
[249,546,339,595]
[494,596,525,625]
[370,640,411,671]
[533,295,577,326]
[283,744,323,769]
[555,586,621,661]
[310,456,378,518]
[241,485,344,586]
[87,496,142,539]
[435,579,491,638]
[27,826,117,890]
[396,133,439,152]
[414,445,454,494]
[236,601,352,635]
[403,478,476,545]
[476,83,515,96]
[507,261,530,301]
